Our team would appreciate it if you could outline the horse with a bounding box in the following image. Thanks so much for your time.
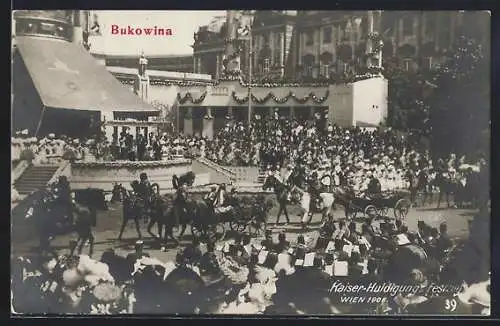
[117,185,145,241]
[289,170,336,225]
[407,169,431,207]
[170,172,196,240]
[22,188,101,256]
[433,171,460,208]
[183,199,223,243]
[110,183,127,203]
[329,186,358,220]
[262,174,290,224]
[145,185,180,246]
[172,171,196,189]
[71,201,98,257]
[21,189,63,254]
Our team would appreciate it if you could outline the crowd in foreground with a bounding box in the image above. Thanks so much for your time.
[11,201,490,315]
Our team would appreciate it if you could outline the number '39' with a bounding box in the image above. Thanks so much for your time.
[445,299,457,312]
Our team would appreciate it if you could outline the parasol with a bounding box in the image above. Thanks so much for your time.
[93,283,123,303]
[163,266,206,295]
[459,164,480,172]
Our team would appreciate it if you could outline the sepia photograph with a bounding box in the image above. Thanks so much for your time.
[10,9,490,316]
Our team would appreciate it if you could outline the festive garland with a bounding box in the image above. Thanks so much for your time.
[119,79,215,87]
[177,91,208,104]
[72,159,190,170]
[231,90,330,105]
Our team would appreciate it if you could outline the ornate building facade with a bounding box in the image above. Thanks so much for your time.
[193,10,490,80]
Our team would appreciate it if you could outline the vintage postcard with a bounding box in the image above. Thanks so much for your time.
[11,10,490,316]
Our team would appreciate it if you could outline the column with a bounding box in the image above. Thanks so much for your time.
[72,10,83,45]
[184,107,193,136]
[280,32,285,77]
[104,123,113,143]
[366,11,374,68]
[308,107,315,121]
[197,57,202,74]
[290,107,295,119]
[226,107,235,126]
[144,127,149,144]
[216,54,220,78]
[202,107,214,140]
[193,55,197,73]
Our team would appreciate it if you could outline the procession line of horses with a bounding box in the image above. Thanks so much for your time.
[263,168,485,229]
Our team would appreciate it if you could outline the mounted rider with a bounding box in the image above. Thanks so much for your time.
[136,172,153,210]
[365,173,382,200]
[281,164,294,201]
[307,171,322,211]
[212,183,234,215]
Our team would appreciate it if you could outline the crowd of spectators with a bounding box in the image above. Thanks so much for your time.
[12,117,484,196]
[10,206,490,315]
[182,118,449,193]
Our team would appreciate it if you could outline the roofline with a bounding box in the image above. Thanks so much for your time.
[90,53,193,60]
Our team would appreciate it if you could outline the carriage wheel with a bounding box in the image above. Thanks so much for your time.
[394,199,411,220]
[229,220,246,233]
[364,205,378,219]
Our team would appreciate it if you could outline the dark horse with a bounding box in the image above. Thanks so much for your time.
[433,172,459,209]
[21,188,104,256]
[172,172,196,240]
[146,184,180,246]
[262,174,290,224]
[117,184,145,240]
[172,171,196,189]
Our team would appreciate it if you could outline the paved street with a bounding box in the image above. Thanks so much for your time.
[11,194,478,263]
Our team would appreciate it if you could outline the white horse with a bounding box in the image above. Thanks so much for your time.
[291,186,335,226]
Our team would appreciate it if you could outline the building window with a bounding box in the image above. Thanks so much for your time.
[274,51,281,67]
[320,64,330,78]
[402,16,413,37]
[403,58,412,71]
[423,57,433,70]
[276,32,282,48]
[263,58,270,73]
[323,27,332,43]
[304,65,313,77]
[306,30,314,45]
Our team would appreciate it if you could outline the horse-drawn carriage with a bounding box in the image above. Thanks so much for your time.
[339,189,412,220]
[226,196,269,237]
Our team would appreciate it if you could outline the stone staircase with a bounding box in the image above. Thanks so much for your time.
[14,165,60,195]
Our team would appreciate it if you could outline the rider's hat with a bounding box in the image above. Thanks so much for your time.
[140,173,147,180]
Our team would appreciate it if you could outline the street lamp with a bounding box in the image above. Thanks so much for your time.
[238,11,254,125]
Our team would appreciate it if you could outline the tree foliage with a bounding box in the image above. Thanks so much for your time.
[427,35,489,159]
[384,33,489,159]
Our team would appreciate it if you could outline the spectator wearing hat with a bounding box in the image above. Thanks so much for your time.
[261,230,275,251]
[126,240,150,269]
[274,232,290,254]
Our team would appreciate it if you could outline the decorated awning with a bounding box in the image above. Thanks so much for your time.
[15,36,158,113]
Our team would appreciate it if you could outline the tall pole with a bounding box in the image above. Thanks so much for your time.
[247,28,252,125]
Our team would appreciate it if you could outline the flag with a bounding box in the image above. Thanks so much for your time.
[235,12,253,40]
[89,13,101,36]
[237,25,250,37]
